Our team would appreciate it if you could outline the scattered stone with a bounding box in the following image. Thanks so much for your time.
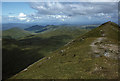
[102,34,105,37]
[104,50,107,52]
[94,51,100,54]
[67,47,69,49]
[46,57,51,59]
[94,42,99,45]
[94,67,98,71]
[105,61,107,63]
[99,47,104,49]
[104,52,110,57]
[82,38,84,40]
[60,50,64,53]
[71,40,74,42]
[116,52,119,55]
[73,54,76,57]
[99,67,104,70]
[95,54,100,57]
[100,42,103,44]
[95,63,98,66]
[80,38,85,41]
[65,42,71,46]
[110,50,114,53]
[48,57,51,59]
[61,53,66,56]
[23,68,27,71]
[72,40,75,42]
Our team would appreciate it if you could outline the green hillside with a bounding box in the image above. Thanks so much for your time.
[3,26,89,80]
[24,24,96,33]
[10,21,120,79]
[3,27,32,39]
[36,26,90,39]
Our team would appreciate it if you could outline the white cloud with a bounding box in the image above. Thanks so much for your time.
[30,2,118,18]
[3,2,118,24]
[56,15,62,18]
[18,17,27,20]
[8,16,15,18]
[61,19,65,21]
[17,13,27,21]
[119,11,120,15]
[5,0,119,2]
[26,19,30,22]
[18,13,26,18]
[97,13,105,16]
[6,13,34,22]
[34,16,42,19]
[46,15,70,20]
[0,16,1,24]
[88,16,92,20]
[89,0,119,2]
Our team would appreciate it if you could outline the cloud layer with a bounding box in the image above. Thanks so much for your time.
[3,2,119,25]
[30,2,118,15]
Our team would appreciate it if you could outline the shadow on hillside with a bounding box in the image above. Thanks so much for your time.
[2,35,72,80]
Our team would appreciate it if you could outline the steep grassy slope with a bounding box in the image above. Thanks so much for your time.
[3,27,89,80]
[3,27,31,39]
[11,21,120,79]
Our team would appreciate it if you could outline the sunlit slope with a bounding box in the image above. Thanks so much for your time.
[23,25,91,39]
[24,25,95,33]
[3,27,31,39]
[11,21,120,79]
[36,26,90,39]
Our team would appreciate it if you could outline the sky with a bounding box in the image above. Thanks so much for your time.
[2,2,119,25]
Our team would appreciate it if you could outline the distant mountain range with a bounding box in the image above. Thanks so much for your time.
[2,23,38,30]
[2,24,95,39]
[24,25,45,31]
[24,25,54,33]
[24,24,99,33]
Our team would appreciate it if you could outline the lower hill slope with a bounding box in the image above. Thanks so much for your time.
[2,27,32,39]
[10,21,120,79]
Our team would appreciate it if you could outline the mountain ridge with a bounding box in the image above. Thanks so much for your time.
[10,21,120,79]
